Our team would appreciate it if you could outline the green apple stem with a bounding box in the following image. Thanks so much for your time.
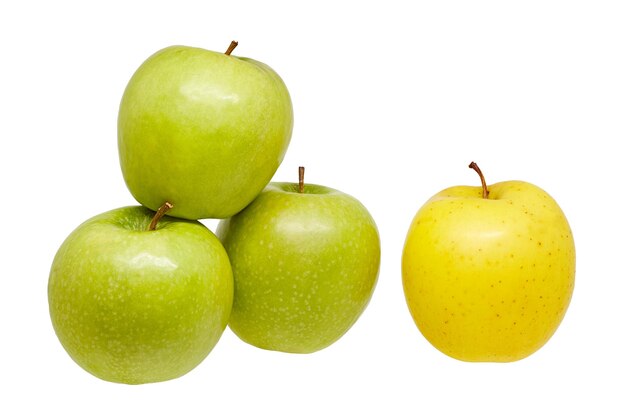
[225,41,238,56]
[299,166,305,193]
[469,162,489,199]
[148,202,174,231]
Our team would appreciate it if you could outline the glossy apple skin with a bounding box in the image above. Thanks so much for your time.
[216,183,381,353]
[48,206,233,384]
[402,181,575,362]
[118,45,293,220]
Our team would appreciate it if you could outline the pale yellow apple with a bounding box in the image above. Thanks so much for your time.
[402,169,575,362]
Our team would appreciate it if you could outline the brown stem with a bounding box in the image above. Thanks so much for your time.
[148,202,174,231]
[225,41,238,56]
[298,166,305,193]
[468,162,489,199]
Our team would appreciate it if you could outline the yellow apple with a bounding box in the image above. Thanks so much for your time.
[402,163,575,362]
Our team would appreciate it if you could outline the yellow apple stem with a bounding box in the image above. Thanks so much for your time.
[148,202,174,231]
[225,41,238,56]
[469,162,489,199]
[298,166,305,193]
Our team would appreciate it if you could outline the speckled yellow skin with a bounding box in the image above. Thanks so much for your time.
[402,181,575,362]
[217,183,381,353]
[48,207,233,384]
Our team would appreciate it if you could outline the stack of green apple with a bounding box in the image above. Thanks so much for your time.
[48,42,381,384]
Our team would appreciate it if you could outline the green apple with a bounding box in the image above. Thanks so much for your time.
[216,168,381,353]
[402,163,575,362]
[48,205,233,384]
[118,42,293,220]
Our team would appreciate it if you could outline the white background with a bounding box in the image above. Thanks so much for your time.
[1,0,625,415]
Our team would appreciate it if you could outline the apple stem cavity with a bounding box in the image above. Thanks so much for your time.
[148,202,174,231]
[469,162,489,199]
[225,41,239,56]
[298,166,305,193]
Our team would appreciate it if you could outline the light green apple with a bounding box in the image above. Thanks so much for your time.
[48,205,233,384]
[118,42,293,220]
[216,171,381,353]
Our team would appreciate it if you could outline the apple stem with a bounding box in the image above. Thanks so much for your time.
[148,202,174,231]
[469,162,489,199]
[299,166,305,193]
[225,41,238,56]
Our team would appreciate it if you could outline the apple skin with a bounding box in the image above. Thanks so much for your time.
[118,45,293,220]
[216,182,381,353]
[402,180,575,362]
[48,206,233,384]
